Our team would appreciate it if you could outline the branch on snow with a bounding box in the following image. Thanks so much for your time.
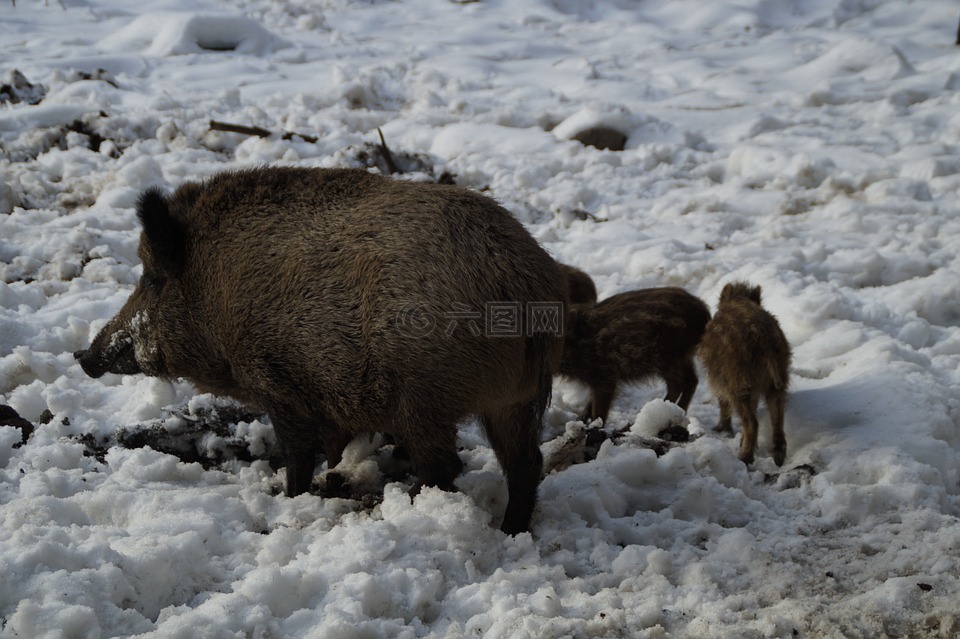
[208,120,319,144]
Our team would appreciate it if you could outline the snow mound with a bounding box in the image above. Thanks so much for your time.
[629,399,690,439]
[99,12,288,57]
[789,37,914,85]
[551,105,687,148]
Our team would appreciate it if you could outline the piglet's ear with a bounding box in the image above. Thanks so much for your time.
[137,187,186,275]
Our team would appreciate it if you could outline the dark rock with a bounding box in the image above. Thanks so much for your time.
[0,405,34,445]
[572,126,627,151]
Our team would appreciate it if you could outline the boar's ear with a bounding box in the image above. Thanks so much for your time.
[719,283,735,303]
[748,285,763,304]
[137,187,186,275]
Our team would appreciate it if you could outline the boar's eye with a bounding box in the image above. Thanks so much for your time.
[141,272,167,291]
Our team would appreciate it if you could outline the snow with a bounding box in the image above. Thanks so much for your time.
[2,0,960,636]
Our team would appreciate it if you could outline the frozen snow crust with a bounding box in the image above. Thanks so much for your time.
[2,0,960,637]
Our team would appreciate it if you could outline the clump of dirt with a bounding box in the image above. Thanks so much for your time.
[112,404,280,470]
[1,405,34,446]
[0,70,46,105]
[572,126,627,151]
[543,421,689,476]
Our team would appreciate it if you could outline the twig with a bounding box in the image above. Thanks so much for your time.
[209,120,272,138]
[208,120,318,143]
[377,127,400,175]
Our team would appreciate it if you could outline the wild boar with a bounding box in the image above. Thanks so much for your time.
[698,281,791,466]
[74,167,568,535]
[558,263,598,307]
[559,287,710,423]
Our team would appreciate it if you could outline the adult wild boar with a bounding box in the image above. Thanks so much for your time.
[75,167,568,534]
[698,281,791,466]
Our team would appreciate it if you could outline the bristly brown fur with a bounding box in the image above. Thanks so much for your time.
[559,287,711,423]
[698,281,791,466]
[558,263,598,307]
[76,166,569,535]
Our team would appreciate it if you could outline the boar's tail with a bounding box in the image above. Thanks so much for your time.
[768,360,788,391]
[526,332,555,428]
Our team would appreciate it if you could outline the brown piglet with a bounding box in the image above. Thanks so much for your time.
[559,287,711,423]
[558,263,598,307]
[698,281,791,466]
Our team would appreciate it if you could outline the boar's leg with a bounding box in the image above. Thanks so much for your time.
[321,425,356,471]
[270,412,325,497]
[283,445,318,496]
[395,402,463,494]
[579,399,594,424]
[664,360,698,411]
[411,451,464,493]
[581,383,615,424]
[716,397,734,434]
[731,393,760,465]
[483,402,545,536]
[411,453,464,494]
[767,389,788,466]
[315,424,360,497]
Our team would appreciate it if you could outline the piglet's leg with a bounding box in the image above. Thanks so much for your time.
[732,394,760,465]
[665,360,698,411]
[582,384,615,424]
[767,390,788,466]
[716,397,734,434]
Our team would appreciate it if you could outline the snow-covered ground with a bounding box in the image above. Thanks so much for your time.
[3,0,960,636]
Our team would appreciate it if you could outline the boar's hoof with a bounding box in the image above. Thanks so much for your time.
[391,442,409,461]
[500,510,532,537]
[408,481,460,502]
[773,446,787,467]
[657,424,690,443]
[407,482,422,501]
[578,411,603,426]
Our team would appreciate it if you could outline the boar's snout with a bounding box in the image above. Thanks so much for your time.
[74,349,102,378]
[74,348,110,378]
[74,335,143,379]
